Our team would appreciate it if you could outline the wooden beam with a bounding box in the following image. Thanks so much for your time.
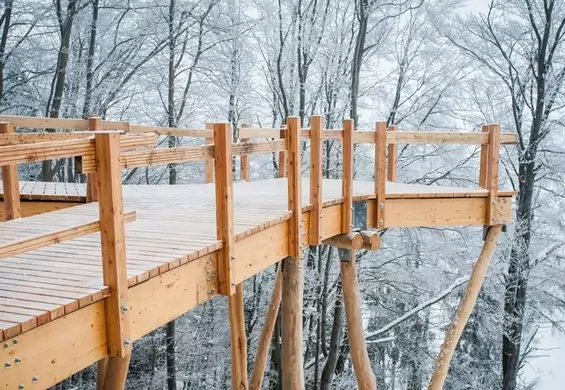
[387,125,398,181]
[278,125,287,178]
[240,123,251,181]
[205,122,214,183]
[0,131,93,145]
[428,225,503,390]
[352,130,519,145]
[342,119,354,233]
[95,132,131,360]
[323,232,363,250]
[250,266,282,390]
[282,116,304,390]
[0,123,21,220]
[478,124,489,188]
[360,230,381,250]
[374,122,387,229]
[228,283,248,389]
[309,115,323,245]
[339,249,377,390]
[87,117,101,202]
[486,124,500,225]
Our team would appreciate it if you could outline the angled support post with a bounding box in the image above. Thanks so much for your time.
[309,115,323,245]
[374,122,387,229]
[0,122,21,220]
[281,116,304,390]
[95,132,131,389]
[205,122,214,183]
[342,119,354,233]
[240,123,251,181]
[87,116,102,202]
[213,122,248,389]
[387,125,398,182]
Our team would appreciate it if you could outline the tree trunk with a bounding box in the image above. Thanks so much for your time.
[0,0,13,106]
[82,0,99,118]
[320,281,343,390]
[166,320,177,390]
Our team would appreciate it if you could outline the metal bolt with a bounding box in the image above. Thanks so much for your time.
[14,357,21,364]
[207,289,216,295]
[18,384,24,389]
[4,361,11,369]
[124,339,131,346]
[12,339,18,345]
[230,256,236,261]
[379,203,384,209]
[120,305,129,313]
[379,219,384,225]
[3,343,8,349]
[32,377,38,383]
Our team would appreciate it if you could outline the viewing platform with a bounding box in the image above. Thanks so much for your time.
[0,115,516,390]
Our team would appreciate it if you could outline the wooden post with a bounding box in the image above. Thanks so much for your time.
[340,249,378,390]
[478,124,489,188]
[205,122,214,183]
[342,119,354,233]
[387,125,398,182]
[374,122,387,229]
[486,124,500,225]
[240,123,251,181]
[87,116,101,202]
[278,125,287,178]
[427,225,503,390]
[213,122,248,389]
[250,267,282,390]
[0,122,21,220]
[281,116,304,390]
[309,115,323,245]
[95,132,131,389]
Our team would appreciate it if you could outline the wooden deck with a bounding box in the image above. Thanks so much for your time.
[0,179,514,343]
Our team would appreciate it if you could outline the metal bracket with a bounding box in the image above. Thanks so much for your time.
[338,248,351,262]
[352,200,367,231]
[482,225,507,240]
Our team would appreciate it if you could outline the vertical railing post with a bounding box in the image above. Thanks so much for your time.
[374,121,387,229]
[95,131,131,389]
[387,125,398,182]
[479,124,489,188]
[240,123,251,181]
[87,116,101,202]
[281,116,304,390]
[205,122,214,184]
[213,122,248,389]
[0,122,21,220]
[486,124,500,224]
[278,125,287,178]
[342,119,354,233]
[309,115,323,245]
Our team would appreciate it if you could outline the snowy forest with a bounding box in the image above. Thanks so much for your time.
[1,0,565,389]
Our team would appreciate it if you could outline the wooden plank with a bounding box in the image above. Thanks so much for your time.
[0,211,136,259]
[309,115,323,245]
[374,122,387,229]
[486,124,500,225]
[129,124,210,138]
[205,122,214,183]
[479,124,489,188]
[0,301,107,389]
[0,201,82,221]
[278,125,287,178]
[0,114,90,130]
[0,131,94,145]
[387,125,398,181]
[342,119,354,233]
[281,116,304,390]
[323,232,362,249]
[95,132,131,358]
[353,130,519,145]
[0,138,94,166]
[0,122,21,220]
[213,122,236,296]
[240,123,250,181]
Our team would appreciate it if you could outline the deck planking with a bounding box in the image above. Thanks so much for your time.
[0,178,515,342]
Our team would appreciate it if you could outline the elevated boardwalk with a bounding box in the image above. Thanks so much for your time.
[0,115,516,390]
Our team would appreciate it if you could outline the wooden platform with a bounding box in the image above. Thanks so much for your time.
[0,179,513,343]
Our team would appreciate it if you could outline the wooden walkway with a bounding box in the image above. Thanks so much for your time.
[0,179,514,343]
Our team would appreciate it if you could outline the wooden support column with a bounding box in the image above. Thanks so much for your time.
[387,125,398,182]
[342,119,354,233]
[374,122,387,229]
[205,122,214,183]
[309,115,323,245]
[240,123,251,181]
[278,125,287,178]
[250,267,282,390]
[486,124,500,225]
[214,122,248,389]
[281,116,304,390]
[95,132,131,389]
[0,122,21,220]
[478,124,489,188]
[340,249,378,390]
[428,225,503,390]
[87,116,101,202]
